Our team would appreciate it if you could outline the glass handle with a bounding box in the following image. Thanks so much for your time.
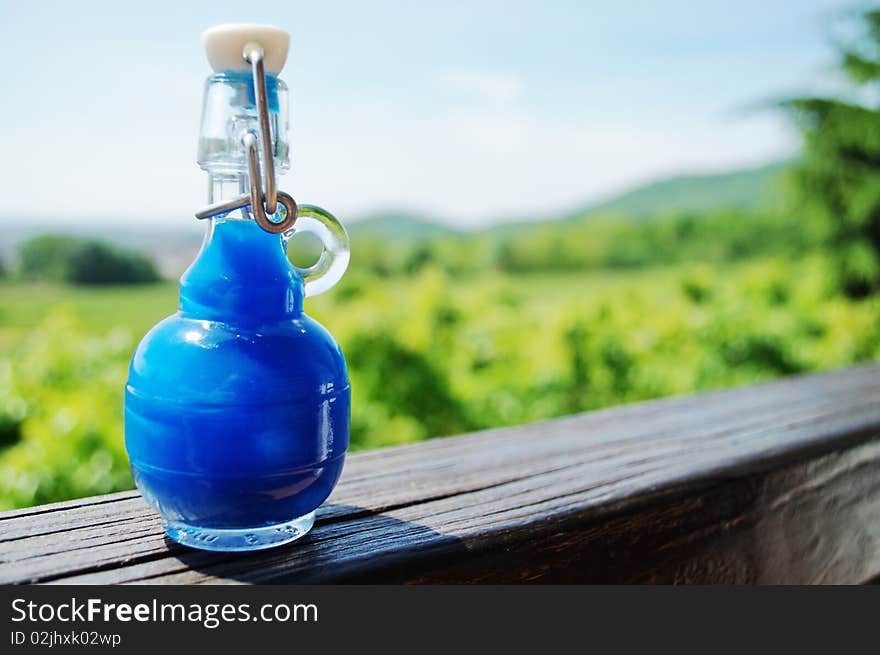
[287,204,350,297]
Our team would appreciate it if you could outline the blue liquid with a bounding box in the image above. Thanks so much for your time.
[124,219,349,550]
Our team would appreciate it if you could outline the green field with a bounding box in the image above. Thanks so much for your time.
[0,281,178,349]
[1,253,878,510]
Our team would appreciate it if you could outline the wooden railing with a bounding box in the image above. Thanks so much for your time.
[2,363,880,584]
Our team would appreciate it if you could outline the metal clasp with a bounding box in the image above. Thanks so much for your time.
[195,44,297,234]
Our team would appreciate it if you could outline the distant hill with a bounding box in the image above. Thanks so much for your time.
[348,212,460,241]
[0,160,792,271]
[579,160,789,219]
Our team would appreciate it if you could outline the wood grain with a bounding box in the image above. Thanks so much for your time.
[1,364,879,584]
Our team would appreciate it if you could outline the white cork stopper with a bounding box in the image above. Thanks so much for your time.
[202,23,290,75]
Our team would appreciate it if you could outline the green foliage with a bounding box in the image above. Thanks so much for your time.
[0,250,878,510]
[345,207,811,279]
[489,209,806,273]
[0,312,133,510]
[347,333,474,445]
[783,9,880,298]
[17,235,161,286]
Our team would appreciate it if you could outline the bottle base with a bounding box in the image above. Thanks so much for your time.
[164,511,316,552]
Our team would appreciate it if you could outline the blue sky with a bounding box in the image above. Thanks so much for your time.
[0,0,857,227]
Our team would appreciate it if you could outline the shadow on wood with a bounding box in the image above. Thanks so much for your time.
[162,504,467,584]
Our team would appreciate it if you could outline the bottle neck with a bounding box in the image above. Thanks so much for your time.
[181,169,304,322]
[208,173,251,207]
[198,71,288,223]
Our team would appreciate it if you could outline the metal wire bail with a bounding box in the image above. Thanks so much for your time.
[243,43,278,216]
[195,42,297,234]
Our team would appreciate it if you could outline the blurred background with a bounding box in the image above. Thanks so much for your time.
[1,0,879,510]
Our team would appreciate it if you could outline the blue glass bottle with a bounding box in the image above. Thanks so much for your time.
[124,24,351,551]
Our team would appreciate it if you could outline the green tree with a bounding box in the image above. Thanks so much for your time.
[17,236,76,282]
[784,9,880,298]
[18,235,160,285]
